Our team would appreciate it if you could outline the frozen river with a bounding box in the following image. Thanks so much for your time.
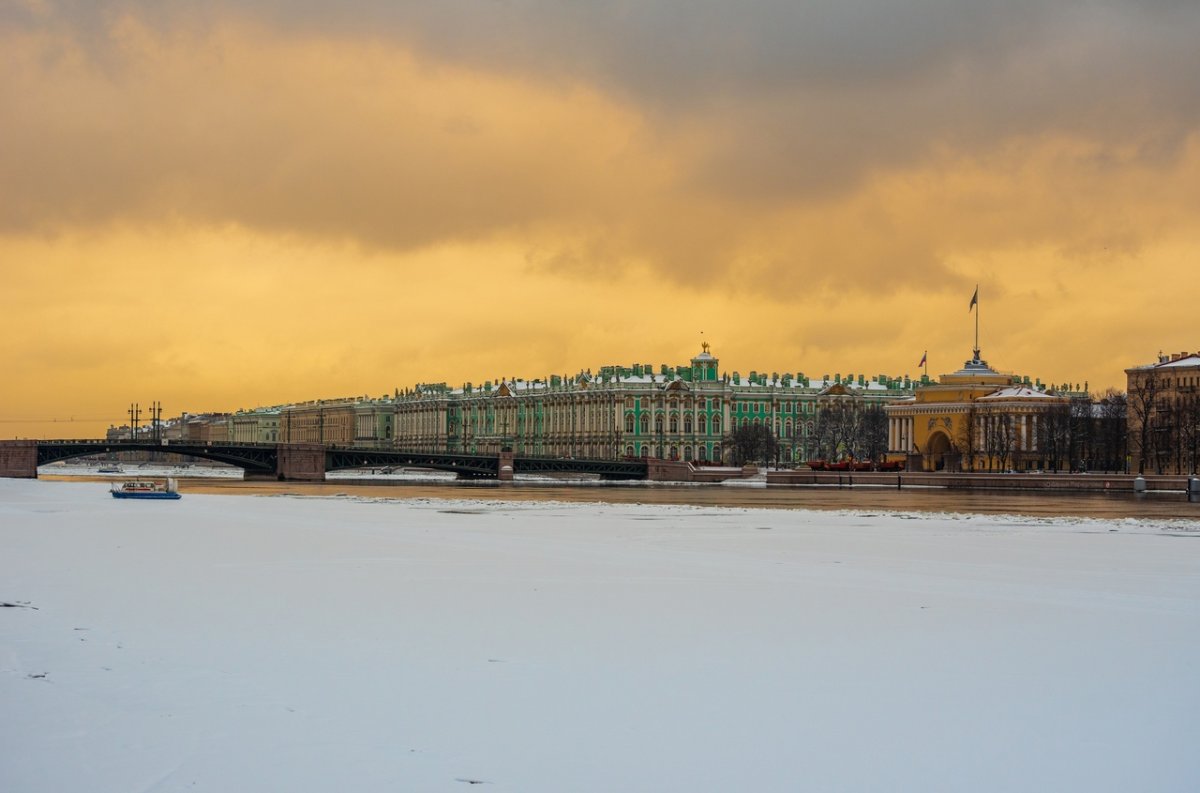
[3,477,1199,792]
[40,463,1200,520]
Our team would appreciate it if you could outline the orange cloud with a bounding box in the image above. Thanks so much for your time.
[2,11,1198,438]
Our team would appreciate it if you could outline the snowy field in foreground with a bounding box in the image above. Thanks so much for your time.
[2,479,1198,792]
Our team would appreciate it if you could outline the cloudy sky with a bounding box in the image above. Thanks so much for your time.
[3,0,1198,437]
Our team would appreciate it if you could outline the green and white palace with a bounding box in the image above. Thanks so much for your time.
[352,345,915,465]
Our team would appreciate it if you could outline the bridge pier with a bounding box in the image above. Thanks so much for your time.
[277,444,326,481]
[498,450,514,482]
[646,459,694,482]
[0,440,39,478]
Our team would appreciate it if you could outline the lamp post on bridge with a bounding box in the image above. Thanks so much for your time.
[127,403,142,440]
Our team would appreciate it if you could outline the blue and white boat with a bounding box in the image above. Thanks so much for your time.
[111,478,181,500]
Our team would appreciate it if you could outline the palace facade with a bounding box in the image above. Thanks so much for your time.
[885,350,1074,472]
[377,346,917,464]
[165,345,1106,469]
[250,346,915,465]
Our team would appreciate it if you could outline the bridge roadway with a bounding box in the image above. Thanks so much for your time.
[0,439,649,481]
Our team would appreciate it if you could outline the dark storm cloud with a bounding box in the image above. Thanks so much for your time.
[16,1,1200,193]
[3,0,1199,294]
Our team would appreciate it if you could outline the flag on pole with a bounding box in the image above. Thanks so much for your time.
[969,286,978,311]
[918,351,927,368]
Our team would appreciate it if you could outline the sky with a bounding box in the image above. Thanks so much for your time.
[3,0,1198,438]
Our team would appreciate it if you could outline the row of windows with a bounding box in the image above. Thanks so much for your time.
[736,401,816,415]
[624,413,723,434]
[617,396,825,414]
[623,444,722,462]
[618,414,826,436]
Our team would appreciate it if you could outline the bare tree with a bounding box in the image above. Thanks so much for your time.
[1127,374,1159,474]
[953,406,980,471]
[1157,393,1200,475]
[1181,392,1200,475]
[859,403,889,465]
[814,401,854,460]
[983,413,1017,471]
[726,423,779,467]
[1037,404,1072,472]
[1096,390,1128,473]
[1068,396,1095,472]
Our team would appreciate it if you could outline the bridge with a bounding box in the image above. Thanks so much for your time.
[0,439,650,481]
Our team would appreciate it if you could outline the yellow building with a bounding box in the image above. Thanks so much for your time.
[885,351,1069,472]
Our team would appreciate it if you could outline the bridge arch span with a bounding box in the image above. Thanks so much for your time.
[35,441,278,476]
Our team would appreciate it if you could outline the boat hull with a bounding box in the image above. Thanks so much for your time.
[112,491,181,500]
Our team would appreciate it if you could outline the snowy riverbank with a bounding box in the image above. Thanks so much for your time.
[2,478,1198,792]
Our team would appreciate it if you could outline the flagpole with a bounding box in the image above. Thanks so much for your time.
[974,284,980,359]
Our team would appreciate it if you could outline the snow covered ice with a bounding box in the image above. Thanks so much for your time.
[2,479,1198,792]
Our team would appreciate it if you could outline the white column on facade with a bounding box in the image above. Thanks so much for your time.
[1019,414,1027,452]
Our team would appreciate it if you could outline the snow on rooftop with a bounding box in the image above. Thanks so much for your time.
[1153,354,1200,368]
[976,386,1062,400]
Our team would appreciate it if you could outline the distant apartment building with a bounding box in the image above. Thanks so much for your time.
[229,408,282,444]
[181,413,231,442]
[279,398,369,446]
[1126,351,1200,474]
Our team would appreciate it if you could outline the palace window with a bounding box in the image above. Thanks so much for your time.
[625,414,635,433]
[684,414,693,433]
[655,415,664,433]
[640,414,649,433]
[698,414,707,434]
[712,416,721,433]
[698,446,708,462]
[684,446,693,461]
[669,416,678,433]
